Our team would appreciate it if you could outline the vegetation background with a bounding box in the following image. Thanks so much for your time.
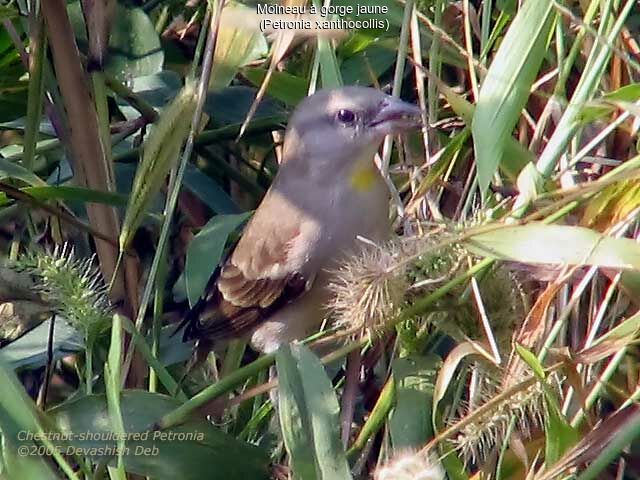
[0,0,639,478]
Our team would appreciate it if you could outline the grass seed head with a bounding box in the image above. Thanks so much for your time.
[375,451,445,480]
[328,240,409,335]
[11,243,112,343]
[450,371,547,465]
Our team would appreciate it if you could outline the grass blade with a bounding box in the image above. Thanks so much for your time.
[276,344,352,480]
[472,0,554,199]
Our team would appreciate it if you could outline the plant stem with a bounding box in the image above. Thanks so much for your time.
[86,340,93,394]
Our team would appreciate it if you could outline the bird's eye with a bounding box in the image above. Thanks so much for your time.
[336,109,356,124]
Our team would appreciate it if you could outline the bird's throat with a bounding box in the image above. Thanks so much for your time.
[349,164,380,192]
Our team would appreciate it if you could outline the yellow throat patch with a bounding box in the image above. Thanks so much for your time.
[350,166,378,192]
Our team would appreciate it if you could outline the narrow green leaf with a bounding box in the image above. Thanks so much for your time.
[515,343,545,380]
[185,212,250,306]
[312,0,342,89]
[592,310,640,346]
[544,396,579,465]
[436,79,531,180]
[0,185,127,208]
[0,157,46,186]
[276,344,352,480]
[578,83,640,123]
[465,224,640,270]
[51,391,270,480]
[22,10,46,172]
[276,345,317,480]
[119,84,197,251]
[472,0,554,199]
[294,345,352,480]
[68,2,163,81]
[209,4,268,89]
[242,67,307,106]
[0,358,57,479]
[576,406,640,480]
[347,376,395,458]
[183,164,241,215]
[0,359,80,479]
[104,314,126,479]
[340,40,397,86]
[389,355,438,451]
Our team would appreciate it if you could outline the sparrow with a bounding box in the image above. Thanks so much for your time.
[183,86,421,354]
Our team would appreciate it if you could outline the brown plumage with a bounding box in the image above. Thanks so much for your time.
[181,86,421,354]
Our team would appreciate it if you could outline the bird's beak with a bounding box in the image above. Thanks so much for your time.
[368,96,422,135]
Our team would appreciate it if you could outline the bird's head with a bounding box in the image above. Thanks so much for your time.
[282,86,422,168]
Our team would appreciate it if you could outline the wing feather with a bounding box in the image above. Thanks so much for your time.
[183,195,315,341]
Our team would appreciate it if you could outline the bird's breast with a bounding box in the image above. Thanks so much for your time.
[316,166,389,265]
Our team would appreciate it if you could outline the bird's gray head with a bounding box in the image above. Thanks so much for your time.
[282,86,422,167]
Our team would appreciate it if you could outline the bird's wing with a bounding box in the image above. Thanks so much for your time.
[183,195,316,340]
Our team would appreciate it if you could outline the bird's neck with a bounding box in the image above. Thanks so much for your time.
[275,144,384,197]
[349,158,382,193]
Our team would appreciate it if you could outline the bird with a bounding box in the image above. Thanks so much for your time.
[182,86,422,355]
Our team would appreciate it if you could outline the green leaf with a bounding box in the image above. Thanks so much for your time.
[0,5,18,20]
[577,406,640,480]
[68,2,163,81]
[578,83,640,123]
[592,309,640,346]
[440,442,470,480]
[318,37,342,88]
[105,314,126,478]
[515,343,545,380]
[185,213,250,306]
[276,344,353,480]
[497,0,517,15]
[465,224,640,270]
[544,395,579,465]
[346,377,395,458]
[0,359,61,479]
[183,163,241,215]
[119,84,197,251]
[435,79,531,180]
[472,0,554,199]
[311,0,343,90]
[204,86,287,126]
[210,4,268,90]
[0,185,127,208]
[242,67,307,106]
[116,71,182,121]
[340,40,397,86]
[49,391,270,480]
[0,317,84,370]
[389,355,438,450]
[0,157,46,186]
[276,345,317,480]
[601,83,640,102]
[333,0,405,29]
[0,28,27,123]
[515,345,579,466]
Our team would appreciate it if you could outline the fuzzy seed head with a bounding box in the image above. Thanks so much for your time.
[450,372,549,464]
[328,241,408,334]
[11,244,112,343]
[375,451,444,480]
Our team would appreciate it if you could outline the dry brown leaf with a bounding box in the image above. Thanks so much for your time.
[433,340,496,410]
[537,404,640,480]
